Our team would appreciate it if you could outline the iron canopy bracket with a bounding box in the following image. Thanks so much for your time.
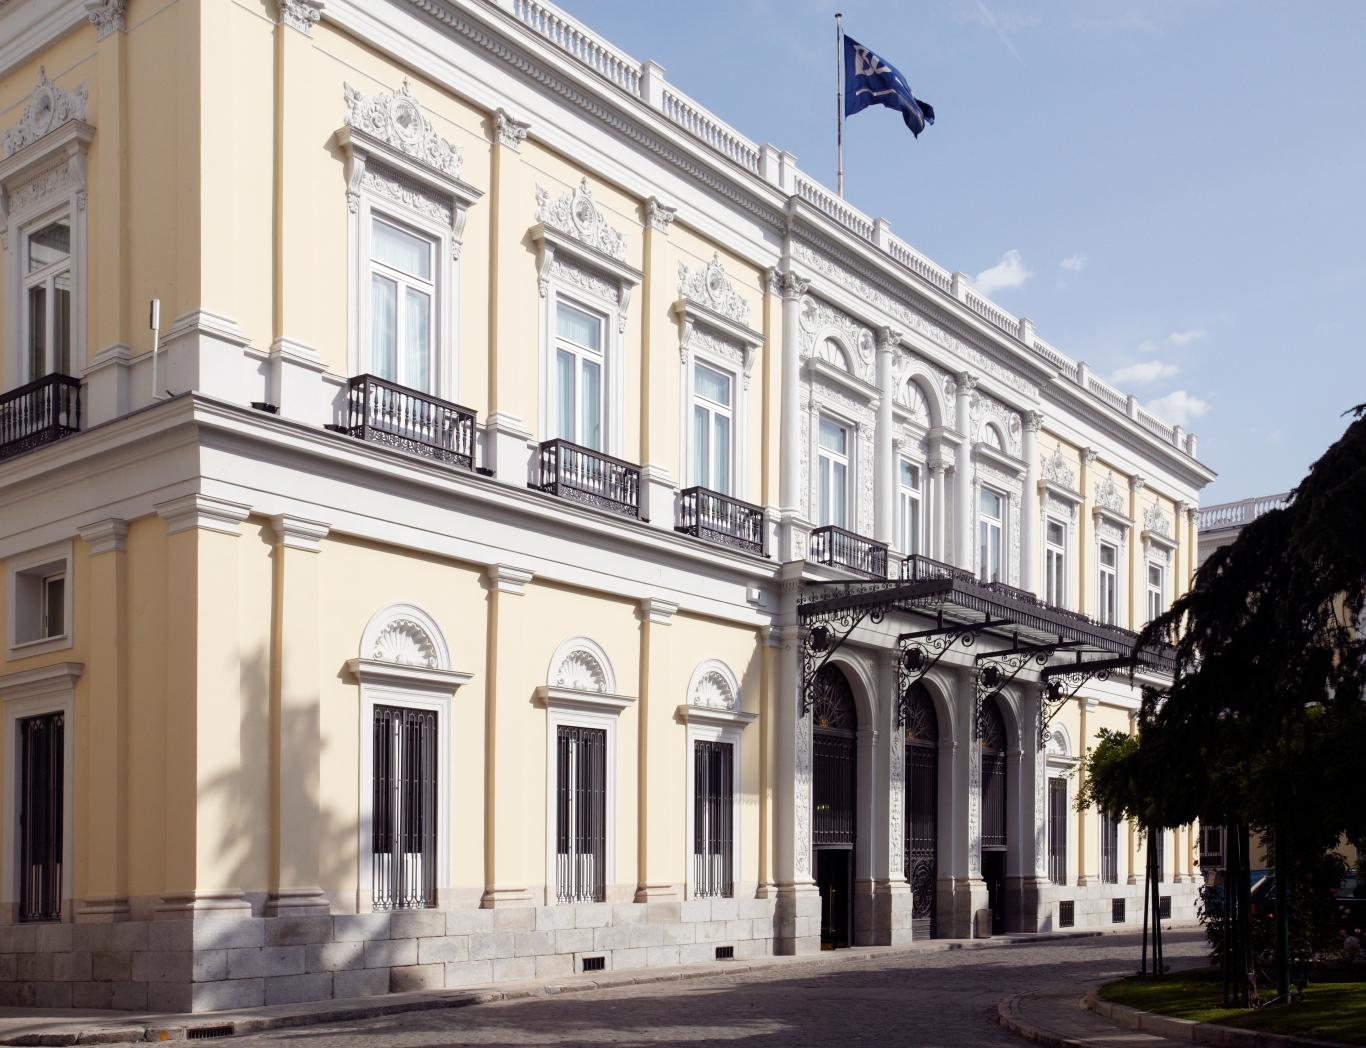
[894,612,1012,727]
[973,636,1076,739]
[1036,655,1137,749]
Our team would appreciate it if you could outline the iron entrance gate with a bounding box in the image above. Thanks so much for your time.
[980,700,1007,933]
[811,665,857,948]
[903,684,938,938]
[18,712,63,923]
[372,705,438,910]
[693,739,734,898]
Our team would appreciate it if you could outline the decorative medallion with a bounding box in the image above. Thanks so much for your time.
[343,79,462,180]
[1041,446,1076,489]
[1094,473,1126,514]
[2,68,88,159]
[534,177,627,261]
[553,648,609,693]
[1143,502,1173,539]
[678,253,751,327]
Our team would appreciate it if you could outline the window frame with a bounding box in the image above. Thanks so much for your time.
[978,487,1006,583]
[6,541,74,660]
[897,457,924,556]
[365,213,440,393]
[685,726,741,900]
[816,414,852,529]
[551,298,609,450]
[689,359,737,494]
[1098,541,1120,626]
[1047,776,1068,886]
[544,699,621,907]
[1146,561,1165,625]
[1044,517,1068,608]
[1100,810,1120,885]
[20,215,74,382]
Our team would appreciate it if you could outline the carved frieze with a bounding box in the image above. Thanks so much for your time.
[691,669,737,710]
[344,80,462,181]
[370,619,440,668]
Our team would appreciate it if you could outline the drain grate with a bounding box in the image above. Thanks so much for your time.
[582,955,606,972]
[186,1024,234,1040]
[715,945,734,959]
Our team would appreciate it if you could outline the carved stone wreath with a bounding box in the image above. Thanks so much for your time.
[343,79,462,180]
[1,68,88,159]
[535,177,627,261]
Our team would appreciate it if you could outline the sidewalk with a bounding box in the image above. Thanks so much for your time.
[0,928,1113,1045]
[1000,985,1188,1048]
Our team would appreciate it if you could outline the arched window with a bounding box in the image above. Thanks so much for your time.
[818,337,851,372]
[903,379,933,428]
[982,423,1004,450]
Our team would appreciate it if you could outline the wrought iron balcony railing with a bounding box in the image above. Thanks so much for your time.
[809,525,889,578]
[0,374,81,463]
[337,374,476,469]
[534,439,640,519]
[677,486,765,556]
[900,553,975,584]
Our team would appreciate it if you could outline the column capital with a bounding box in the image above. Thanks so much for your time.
[1129,475,1146,496]
[275,0,324,34]
[78,517,128,556]
[484,563,534,595]
[955,372,979,395]
[1024,409,1045,434]
[877,327,903,352]
[155,494,251,536]
[493,108,530,151]
[769,268,810,300]
[645,196,677,232]
[1081,446,1099,466]
[86,0,128,40]
[638,597,678,625]
[270,514,330,552]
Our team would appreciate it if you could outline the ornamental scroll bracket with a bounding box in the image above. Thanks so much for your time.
[973,637,1077,739]
[1037,655,1136,749]
[895,611,1011,728]
[800,606,882,717]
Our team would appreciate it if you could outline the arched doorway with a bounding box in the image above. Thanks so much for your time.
[980,699,1008,934]
[904,683,939,938]
[811,664,857,949]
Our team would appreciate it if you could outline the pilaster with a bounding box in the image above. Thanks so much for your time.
[873,330,899,546]
[1021,411,1043,592]
[265,515,331,916]
[1076,696,1096,886]
[1078,448,1098,614]
[639,192,677,529]
[154,496,252,918]
[635,597,679,901]
[953,374,977,570]
[775,271,810,560]
[868,650,912,945]
[74,519,130,922]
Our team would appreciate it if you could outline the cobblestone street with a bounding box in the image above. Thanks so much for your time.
[229,929,1206,1047]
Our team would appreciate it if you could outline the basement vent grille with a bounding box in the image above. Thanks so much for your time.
[582,955,606,972]
[1058,901,1074,928]
[715,945,734,959]
[1159,895,1172,920]
[186,1025,234,1040]
[1112,898,1125,924]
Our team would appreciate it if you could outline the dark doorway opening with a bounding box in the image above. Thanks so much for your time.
[983,849,1006,934]
[816,847,852,948]
[904,683,939,938]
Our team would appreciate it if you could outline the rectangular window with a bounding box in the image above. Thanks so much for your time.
[556,724,606,904]
[817,417,849,528]
[369,217,436,391]
[978,489,1004,583]
[1047,777,1068,885]
[1098,542,1119,625]
[40,573,64,639]
[1100,812,1120,884]
[371,705,438,910]
[554,302,605,450]
[22,217,72,380]
[1199,825,1225,872]
[1044,519,1067,607]
[693,739,734,899]
[18,711,64,922]
[898,459,922,555]
[692,362,733,493]
[1147,563,1165,624]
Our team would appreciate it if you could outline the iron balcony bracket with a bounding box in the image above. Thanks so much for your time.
[894,611,1011,728]
[973,635,1076,739]
[800,605,885,717]
[1036,654,1137,749]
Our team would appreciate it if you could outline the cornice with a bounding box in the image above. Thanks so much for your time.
[0,1,87,81]
[675,704,758,730]
[155,493,252,536]
[270,513,330,552]
[0,661,83,703]
[77,517,127,555]
[484,562,533,594]
[534,685,635,714]
[345,657,473,694]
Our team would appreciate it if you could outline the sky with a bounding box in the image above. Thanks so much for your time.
[555,0,1366,503]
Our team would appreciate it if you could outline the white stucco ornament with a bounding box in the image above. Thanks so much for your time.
[535,178,627,261]
[371,619,440,668]
[343,79,462,180]
[553,649,609,693]
[692,669,737,710]
[678,253,750,327]
[2,68,88,159]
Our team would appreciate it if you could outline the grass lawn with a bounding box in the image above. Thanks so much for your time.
[1099,966,1366,1046]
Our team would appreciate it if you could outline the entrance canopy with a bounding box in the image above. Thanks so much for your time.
[797,555,1176,749]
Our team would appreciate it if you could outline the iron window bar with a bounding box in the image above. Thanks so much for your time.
[533,439,642,519]
[0,374,81,463]
[677,486,766,556]
[336,374,477,469]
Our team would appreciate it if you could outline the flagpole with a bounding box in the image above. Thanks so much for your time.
[835,11,844,197]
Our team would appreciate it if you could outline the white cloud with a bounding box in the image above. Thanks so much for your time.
[972,249,1031,295]
[1167,328,1206,347]
[1112,360,1178,386]
[1135,338,1159,354]
[1146,390,1210,428]
[1059,254,1087,272]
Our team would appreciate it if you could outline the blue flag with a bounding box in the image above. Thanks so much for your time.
[844,35,935,137]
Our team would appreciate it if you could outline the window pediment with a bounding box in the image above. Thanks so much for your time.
[674,254,761,389]
[532,180,641,334]
[2,69,88,160]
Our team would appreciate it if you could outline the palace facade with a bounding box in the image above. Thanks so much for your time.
[0,0,1214,1011]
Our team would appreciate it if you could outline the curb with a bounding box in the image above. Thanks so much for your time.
[1085,987,1350,1048]
[0,925,1152,1045]
[997,991,1092,1048]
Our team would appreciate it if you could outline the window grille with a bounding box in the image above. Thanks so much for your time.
[372,705,438,910]
[1058,900,1074,928]
[904,683,939,935]
[980,703,1007,850]
[1047,778,1068,885]
[812,666,857,847]
[556,725,607,904]
[1112,898,1125,924]
[1159,895,1172,920]
[1100,812,1120,884]
[1199,824,1225,871]
[18,711,63,922]
[693,740,734,898]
